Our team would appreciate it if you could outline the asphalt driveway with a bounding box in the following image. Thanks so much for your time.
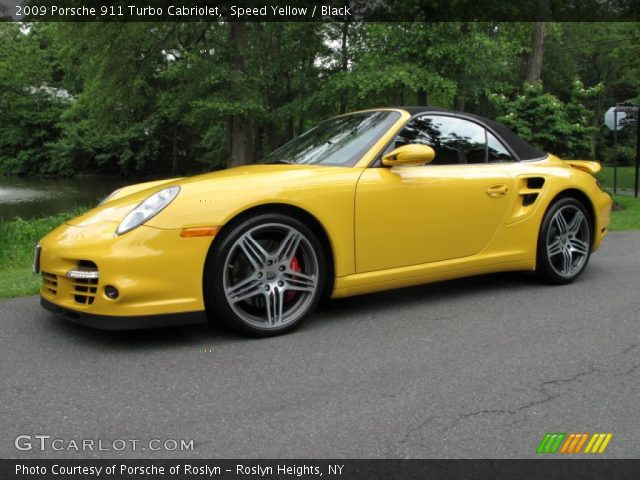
[1,231,639,459]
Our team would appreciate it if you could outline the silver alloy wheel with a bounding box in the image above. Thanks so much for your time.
[222,223,319,329]
[546,205,590,278]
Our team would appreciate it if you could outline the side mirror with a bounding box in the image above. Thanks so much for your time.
[382,144,436,166]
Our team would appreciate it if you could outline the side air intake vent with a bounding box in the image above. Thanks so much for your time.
[527,177,545,189]
[522,193,538,206]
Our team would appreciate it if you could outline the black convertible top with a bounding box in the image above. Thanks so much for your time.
[394,106,547,161]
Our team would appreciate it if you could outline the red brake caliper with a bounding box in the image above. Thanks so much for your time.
[285,256,301,302]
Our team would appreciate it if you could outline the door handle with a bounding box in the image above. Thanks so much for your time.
[486,184,509,197]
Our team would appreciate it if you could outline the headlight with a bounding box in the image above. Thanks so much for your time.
[116,186,180,235]
[99,188,122,205]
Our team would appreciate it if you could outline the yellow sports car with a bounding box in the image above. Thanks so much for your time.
[36,107,612,336]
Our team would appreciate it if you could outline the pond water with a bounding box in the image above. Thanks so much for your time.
[0,176,126,220]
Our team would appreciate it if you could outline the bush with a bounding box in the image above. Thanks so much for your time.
[0,209,86,269]
[491,80,603,158]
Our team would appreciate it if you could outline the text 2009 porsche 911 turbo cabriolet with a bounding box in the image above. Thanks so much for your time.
[36,107,612,336]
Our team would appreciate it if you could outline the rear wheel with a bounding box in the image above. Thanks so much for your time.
[205,213,325,336]
[535,197,592,284]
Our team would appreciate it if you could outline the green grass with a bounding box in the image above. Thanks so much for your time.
[0,208,86,299]
[598,166,638,192]
[1,195,640,299]
[597,166,640,229]
[0,266,42,297]
[610,195,640,231]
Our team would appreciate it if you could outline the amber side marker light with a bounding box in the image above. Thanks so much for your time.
[180,226,221,238]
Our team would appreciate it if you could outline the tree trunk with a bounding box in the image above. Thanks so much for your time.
[591,89,604,158]
[266,121,279,154]
[454,85,466,111]
[253,125,263,163]
[453,23,470,111]
[285,75,294,141]
[171,124,178,173]
[338,20,350,114]
[417,89,428,106]
[526,22,546,85]
[227,22,252,168]
[229,116,251,168]
[454,97,466,112]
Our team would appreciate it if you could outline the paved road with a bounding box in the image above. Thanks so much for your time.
[2,231,639,459]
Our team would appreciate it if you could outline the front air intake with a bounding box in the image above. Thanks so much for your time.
[69,261,99,305]
[42,272,58,295]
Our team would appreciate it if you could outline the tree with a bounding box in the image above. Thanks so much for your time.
[2,21,635,176]
[542,22,640,163]
[0,23,69,174]
[492,80,603,158]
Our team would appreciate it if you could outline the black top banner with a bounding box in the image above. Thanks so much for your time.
[3,0,640,22]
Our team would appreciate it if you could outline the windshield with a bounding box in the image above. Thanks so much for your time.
[262,111,401,167]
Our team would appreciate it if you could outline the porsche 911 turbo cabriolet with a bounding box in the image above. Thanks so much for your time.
[36,107,612,336]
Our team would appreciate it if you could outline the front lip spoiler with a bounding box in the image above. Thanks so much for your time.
[41,297,207,331]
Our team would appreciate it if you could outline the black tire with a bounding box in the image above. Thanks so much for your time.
[204,213,326,337]
[535,197,593,285]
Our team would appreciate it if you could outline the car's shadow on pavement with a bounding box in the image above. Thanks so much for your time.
[40,310,240,351]
[324,271,533,312]
[40,270,560,349]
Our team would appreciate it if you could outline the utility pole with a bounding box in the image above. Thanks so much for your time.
[635,112,640,198]
[613,110,618,194]
[605,103,639,197]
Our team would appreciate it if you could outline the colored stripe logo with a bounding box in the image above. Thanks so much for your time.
[537,433,612,454]
[537,433,566,453]
[584,433,613,454]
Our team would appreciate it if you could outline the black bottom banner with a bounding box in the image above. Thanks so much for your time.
[2,459,640,480]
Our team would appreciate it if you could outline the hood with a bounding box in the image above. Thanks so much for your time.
[66,164,354,228]
[102,177,182,203]
[66,177,182,227]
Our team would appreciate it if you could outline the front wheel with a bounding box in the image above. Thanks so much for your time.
[535,197,592,284]
[204,213,326,336]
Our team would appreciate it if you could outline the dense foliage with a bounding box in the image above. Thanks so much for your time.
[492,80,604,158]
[0,22,638,176]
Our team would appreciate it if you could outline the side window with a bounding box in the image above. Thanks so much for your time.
[394,115,487,165]
[487,132,514,163]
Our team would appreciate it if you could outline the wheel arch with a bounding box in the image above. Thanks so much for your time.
[535,187,596,270]
[534,188,595,283]
[206,203,336,297]
[548,188,596,242]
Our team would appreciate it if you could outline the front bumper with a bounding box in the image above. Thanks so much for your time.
[38,221,214,328]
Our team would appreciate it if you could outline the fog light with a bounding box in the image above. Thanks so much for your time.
[104,285,119,300]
